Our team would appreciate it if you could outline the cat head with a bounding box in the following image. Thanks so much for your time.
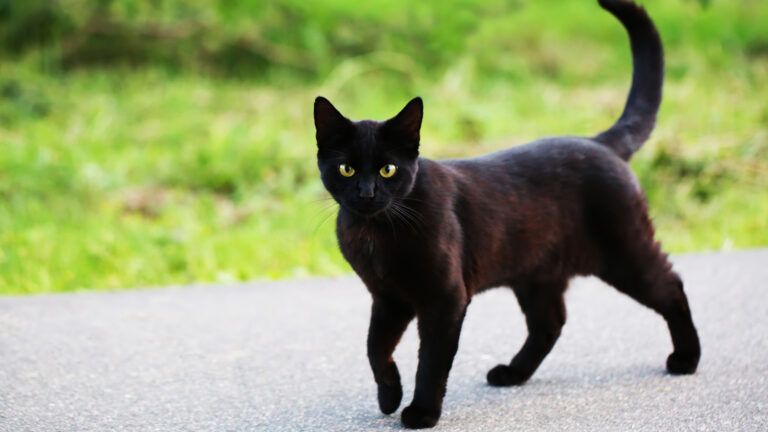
[314,96,422,217]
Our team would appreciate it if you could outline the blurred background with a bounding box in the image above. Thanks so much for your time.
[0,0,766,294]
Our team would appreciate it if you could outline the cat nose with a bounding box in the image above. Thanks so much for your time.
[358,181,376,200]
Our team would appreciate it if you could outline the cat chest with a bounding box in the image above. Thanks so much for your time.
[341,234,427,289]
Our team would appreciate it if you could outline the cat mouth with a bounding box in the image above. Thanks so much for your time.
[344,201,391,217]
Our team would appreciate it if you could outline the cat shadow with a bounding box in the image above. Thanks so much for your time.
[353,363,675,430]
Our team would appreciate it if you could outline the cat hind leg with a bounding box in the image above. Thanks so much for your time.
[487,281,567,386]
[599,248,701,374]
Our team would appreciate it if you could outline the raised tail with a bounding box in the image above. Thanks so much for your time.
[593,0,664,161]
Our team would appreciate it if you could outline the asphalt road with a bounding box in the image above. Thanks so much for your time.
[1,250,767,431]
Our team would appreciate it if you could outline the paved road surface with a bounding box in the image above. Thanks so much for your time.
[1,250,767,431]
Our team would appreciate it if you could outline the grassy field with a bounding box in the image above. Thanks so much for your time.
[1,0,767,294]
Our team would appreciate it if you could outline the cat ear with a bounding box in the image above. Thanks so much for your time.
[314,96,352,144]
[383,97,423,143]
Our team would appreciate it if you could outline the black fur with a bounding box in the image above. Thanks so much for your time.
[313,1,700,429]
[594,0,665,160]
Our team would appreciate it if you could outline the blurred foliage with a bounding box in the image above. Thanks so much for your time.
[0,0,504,78]
[0,0,767,293]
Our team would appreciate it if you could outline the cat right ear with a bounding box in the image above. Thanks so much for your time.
[382,97,423,145]
[314,96,352,144]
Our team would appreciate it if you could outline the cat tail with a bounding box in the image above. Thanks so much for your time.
[593,0,664,161]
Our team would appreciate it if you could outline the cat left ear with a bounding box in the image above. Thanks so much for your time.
[314,96,352,144]
[383,97,423,144]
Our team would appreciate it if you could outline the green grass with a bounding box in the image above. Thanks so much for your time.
[1,0,767,294]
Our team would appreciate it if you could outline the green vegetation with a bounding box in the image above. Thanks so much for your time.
[1,0,766,294]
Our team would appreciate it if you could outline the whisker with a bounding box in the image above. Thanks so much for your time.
[313,201,340,215]
[390,203,420,234]
[386,205,406,229]
[399,196,440,212]
[383,208,397,238]
[312,204,339,235]
[397,204,424,223]
[394,201,426,227]
[389,208,412,233]
[398,204,427,234]
[309,196,336,204]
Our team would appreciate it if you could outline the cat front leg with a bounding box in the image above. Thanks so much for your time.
[367,295,415,414]
[401,295,468,429]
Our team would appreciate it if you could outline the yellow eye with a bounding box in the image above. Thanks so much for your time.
[338,164,355,177]
[379,164,397,178]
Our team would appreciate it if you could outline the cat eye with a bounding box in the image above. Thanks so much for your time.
[338,164,355,177]
[379,164,397,178]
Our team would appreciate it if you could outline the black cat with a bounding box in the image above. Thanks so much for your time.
[313,0,700,428]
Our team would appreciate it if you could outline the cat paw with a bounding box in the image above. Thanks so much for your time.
[666,351,699,375]
[377,382,402,414]
[401,404,440,429]
[486,364,531,386]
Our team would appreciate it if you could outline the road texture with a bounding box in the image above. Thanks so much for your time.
[1,250,767,431]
